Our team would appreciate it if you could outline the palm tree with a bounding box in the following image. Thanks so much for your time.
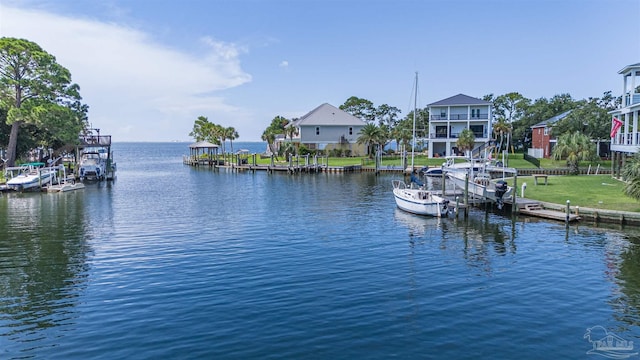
[225,126,239,155]
[622,153,640,201]
[456,129,476,156]
[552,131,596,175]
[356,123,383,158]
[261,129,278,161]
[492,117,511,157]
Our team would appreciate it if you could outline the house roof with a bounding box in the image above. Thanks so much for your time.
[531,110,573,129]
[619,62,640,75]
[293,103,366,126]
[189,141,219,148]
[428,94,491,106]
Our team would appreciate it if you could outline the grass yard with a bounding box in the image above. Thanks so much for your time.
[514,174,640,212]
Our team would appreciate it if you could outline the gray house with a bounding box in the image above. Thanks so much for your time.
[427,94,493,157]
[288,103,367,156]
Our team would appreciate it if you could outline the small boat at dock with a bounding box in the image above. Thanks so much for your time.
[392,72,450,217]
[5,162,57,192]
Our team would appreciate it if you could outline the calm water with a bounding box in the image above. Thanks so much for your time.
[2,142,640,359]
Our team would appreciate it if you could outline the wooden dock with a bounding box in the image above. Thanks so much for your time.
[517,201,581,222]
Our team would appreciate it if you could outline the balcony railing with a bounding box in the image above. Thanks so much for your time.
[430,114,489,121]
[430,132,488,139]
[624,93,640,107]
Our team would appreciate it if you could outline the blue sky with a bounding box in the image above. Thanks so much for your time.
[1,0,639,142]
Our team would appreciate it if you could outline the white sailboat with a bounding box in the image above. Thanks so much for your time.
[392,72,449,217]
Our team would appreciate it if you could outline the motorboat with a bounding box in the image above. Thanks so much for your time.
[5,162,57,192]
[79,150,107,181]
[392,179,450,217]
[445,158,516,209]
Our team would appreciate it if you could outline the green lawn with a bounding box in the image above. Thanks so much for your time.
[512,174,640,212]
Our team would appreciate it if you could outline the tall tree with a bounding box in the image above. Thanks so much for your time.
[514,94,576,149]
[492,92,529,152]
[340,96,375,123]
[189,116,211,142]
[492,118,511,155]
[0,37,85,166]
[375,104,401,128]
[226,126,239,155]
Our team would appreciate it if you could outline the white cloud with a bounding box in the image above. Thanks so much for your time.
[279,60,289,68]
[0,5,252,141]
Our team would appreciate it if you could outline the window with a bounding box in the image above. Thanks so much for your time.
[544,127,549,136]
[349,127,353,135]
[316,127,320,135]
[440,110,446,118]
[471,109,476,118]
[470,125,483,138]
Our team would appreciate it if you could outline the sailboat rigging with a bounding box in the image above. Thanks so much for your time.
[392,72,449,217]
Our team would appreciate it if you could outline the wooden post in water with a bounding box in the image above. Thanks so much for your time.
[464,173,469,218]
[565,200,570,224]
[512,174,518,215]
[441,172,446,198]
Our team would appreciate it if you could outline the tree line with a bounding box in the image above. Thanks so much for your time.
[0,37,88,167]
[256,90,620,160]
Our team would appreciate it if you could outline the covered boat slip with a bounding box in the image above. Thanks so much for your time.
[75,130,116,181]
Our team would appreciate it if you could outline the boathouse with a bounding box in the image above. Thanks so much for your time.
[186,141,220,166]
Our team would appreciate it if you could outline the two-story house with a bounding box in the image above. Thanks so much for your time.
[288,103,367,156]
[529,110,572,158]
[610,63,640,155]
[427,94,492,158]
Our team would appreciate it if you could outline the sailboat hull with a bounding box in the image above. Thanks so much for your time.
[392,180,448,217]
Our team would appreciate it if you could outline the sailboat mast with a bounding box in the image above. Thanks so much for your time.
[411,72,418,170]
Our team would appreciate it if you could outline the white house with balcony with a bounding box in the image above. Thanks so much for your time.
[427,94,493,158]
[610,62,640,155]
[287,103,368,156]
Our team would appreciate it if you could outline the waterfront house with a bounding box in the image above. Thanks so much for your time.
[610,63,640,155]
[427,94,493,158]
[287,103,367,156]
[529,110,572,158]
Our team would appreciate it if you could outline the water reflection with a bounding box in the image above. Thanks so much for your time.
[0,191,92,351]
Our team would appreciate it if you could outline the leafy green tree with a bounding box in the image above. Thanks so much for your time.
[375,104,401,128]
[456,129,476,156]
[340,96,375,123]
[260,115,290,160]
[553,92,617,141]
[552,131,596,175]
[622,153,640,201]
[0,37,87,166]
[492,92,529,152]
[513,93,576,149]
[356,123,383,157]
[189,116,211,142]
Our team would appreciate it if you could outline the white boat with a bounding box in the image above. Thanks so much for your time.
[47,165,85,192]
[445,158,516,209]
[392,72,449,217]
[6,163,57,192]
[393,179,450,217]
[79,150,107,181]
